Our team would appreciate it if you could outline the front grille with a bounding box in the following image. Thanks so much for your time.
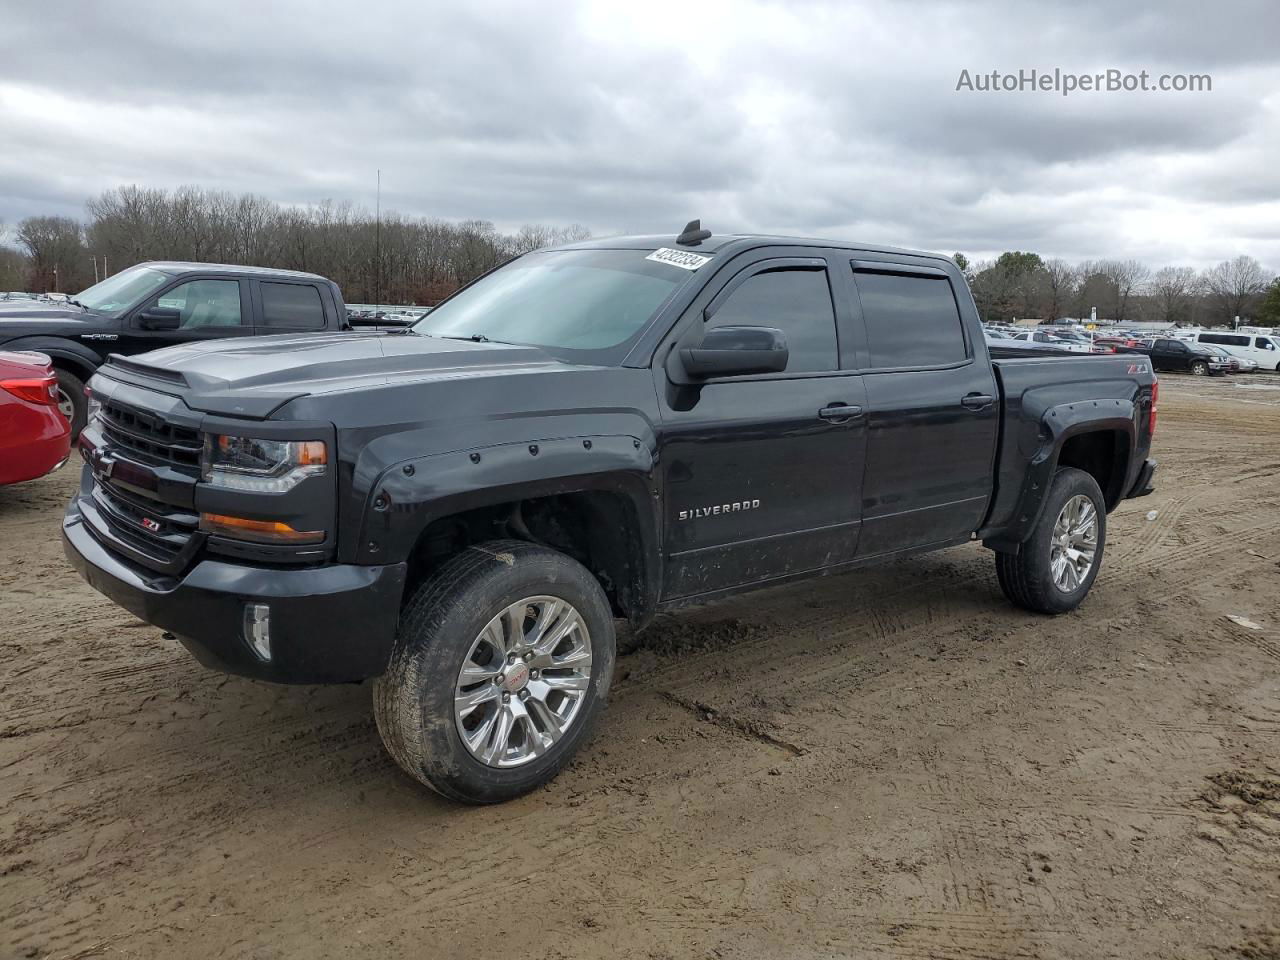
[100,399,202,475]
[91,480,200,569]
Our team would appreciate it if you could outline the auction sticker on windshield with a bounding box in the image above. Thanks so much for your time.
[646,247,712,270]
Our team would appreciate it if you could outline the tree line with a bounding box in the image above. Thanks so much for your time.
[1,185,591,305]
[957,250,1280,328]
[4,185,1278,326]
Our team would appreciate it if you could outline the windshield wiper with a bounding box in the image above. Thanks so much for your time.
[67,298,89,310]
[441,333,494,343]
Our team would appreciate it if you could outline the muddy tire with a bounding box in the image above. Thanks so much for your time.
[373,539,615,804]
[55,369,87,439]
[995,467,1106,615]
[1190,360,1208,376]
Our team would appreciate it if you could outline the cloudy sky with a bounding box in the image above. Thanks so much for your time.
[2,0,1278,269]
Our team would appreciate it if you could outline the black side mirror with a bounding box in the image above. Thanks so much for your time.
[680,325,789,378]
[137,307,182,331]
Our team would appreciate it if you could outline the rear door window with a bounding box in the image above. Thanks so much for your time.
[260,282,326,329]
[852,269,967,368]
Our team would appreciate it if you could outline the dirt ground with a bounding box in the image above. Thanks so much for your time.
[3,374,1279,960]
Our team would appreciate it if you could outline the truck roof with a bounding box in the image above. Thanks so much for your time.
[549,232,948,263]
[142,261,331,282]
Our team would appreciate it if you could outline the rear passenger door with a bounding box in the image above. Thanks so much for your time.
[251,279,333,336]
[841,260,999,557]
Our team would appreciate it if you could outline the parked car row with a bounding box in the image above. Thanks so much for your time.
[345,304,431,325]
[983,322,1280,374]
[1177,330,1280,372]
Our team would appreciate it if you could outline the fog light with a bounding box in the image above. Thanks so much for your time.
[243,603,272,661]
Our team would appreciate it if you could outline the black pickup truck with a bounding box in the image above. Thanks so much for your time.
[63,223,1158,803]
[0,262,358,435]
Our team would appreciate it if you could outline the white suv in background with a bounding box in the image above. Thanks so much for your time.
[1190,331,1280,371]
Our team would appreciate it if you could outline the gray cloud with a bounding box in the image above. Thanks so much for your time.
[1,0,1278,270]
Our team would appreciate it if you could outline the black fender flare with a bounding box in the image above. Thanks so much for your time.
[353,434,662,622]
[0,336,102,380]
[984,398,1136,552]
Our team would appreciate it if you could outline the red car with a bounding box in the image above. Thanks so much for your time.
[0,351,71,485]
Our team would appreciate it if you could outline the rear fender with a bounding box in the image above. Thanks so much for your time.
[983,399,1135,552]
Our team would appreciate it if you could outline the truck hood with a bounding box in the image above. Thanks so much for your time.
[0,302,110,333]
[96,330,572,418]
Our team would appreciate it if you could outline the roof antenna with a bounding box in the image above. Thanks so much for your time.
[677,219,711,246]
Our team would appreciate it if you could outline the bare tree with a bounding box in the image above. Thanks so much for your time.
[1148,266,1199,325]
[15,216,89,292]
[1202,255,1266,326]
[1037,259,1078,322]
[1098,259,1150,324]
[0,219,30,291]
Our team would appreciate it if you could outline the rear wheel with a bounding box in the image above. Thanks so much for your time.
[54,369,86,439]
[1190,360,1208,376]
[374,540,615,804]
[995,467,1106,615]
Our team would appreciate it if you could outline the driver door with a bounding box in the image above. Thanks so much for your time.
[654,253,868,600]
[118,277,253,357]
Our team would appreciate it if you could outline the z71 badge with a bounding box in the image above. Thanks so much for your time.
[678,499,761,521]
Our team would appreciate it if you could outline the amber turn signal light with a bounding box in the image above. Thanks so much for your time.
[199,512,324,545]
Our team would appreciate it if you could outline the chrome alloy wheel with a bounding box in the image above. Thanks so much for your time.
[1050,494,1098,593]
[56,388,75,423]
[454,596,593,768]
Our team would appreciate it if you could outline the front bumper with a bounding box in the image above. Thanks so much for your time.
[1126,458,1157,499]
[64,496,407,684]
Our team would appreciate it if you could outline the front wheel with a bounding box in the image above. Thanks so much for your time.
[54,369,87,439]
[995,467,1106,615]
[374,540,616,804]
[1190,360,1208,376]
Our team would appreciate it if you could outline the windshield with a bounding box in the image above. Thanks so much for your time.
[75,266,170,313]
[414,249,692,352]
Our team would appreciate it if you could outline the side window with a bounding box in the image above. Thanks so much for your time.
[1228,335,1249,346]
[1200,334,1224,345]
[260,282,326,329]
[154,279,242,329]
[1256,337,1276,351]
[707,267,837,372]
[853,270,967,368]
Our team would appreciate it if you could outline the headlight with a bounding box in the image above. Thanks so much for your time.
[86,389,103,426]
[201,435,328,492]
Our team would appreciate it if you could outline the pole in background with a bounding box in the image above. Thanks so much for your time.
[91,256,99,284]
[375,169,381,313]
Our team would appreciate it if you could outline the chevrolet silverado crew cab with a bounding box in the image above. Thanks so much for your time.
[0,262,362,436]
[63,222,1158,804]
